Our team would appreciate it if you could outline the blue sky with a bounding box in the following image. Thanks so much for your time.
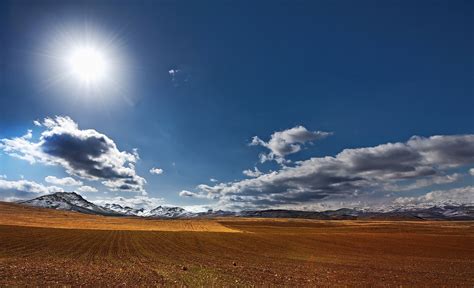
[0,0,473,211]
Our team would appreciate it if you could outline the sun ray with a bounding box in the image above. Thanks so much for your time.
[32,21,132,106]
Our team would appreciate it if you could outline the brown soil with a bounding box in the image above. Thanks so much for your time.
[0,202,473,287]
[0,201,236,232]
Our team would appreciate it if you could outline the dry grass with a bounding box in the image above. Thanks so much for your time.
[0,202,473,287]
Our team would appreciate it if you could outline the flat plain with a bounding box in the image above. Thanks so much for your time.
[0,202,473,287]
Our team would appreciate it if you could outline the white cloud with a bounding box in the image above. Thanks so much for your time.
[179,190,196,197]
[394,186,474,207]
[180,204,210,213]
[33,120,41,126]
[77,185,98,193]
[1,116,146,194]
[0,175,6,179]
[45,176,83,186]
[179,190,206,198]
[250,126,332,163]
[210,178,218,182]
[22,130,33,140]
[187,134,474,209]
[242,167,263,178]
[470,168,474,176]
[149,167,164,175]
[92,195,164,210]
[168,68,190,87]
[168,69,179,75]
[0,179,64,200]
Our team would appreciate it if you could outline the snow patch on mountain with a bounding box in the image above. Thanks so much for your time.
[103,203,193,218]
[103,203,145,216]
[17,192,474,220]
[19,192,118,215]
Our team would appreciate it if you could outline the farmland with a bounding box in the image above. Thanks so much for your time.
[0,202,473,286]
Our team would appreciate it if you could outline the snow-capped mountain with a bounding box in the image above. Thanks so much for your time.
[103,203,193,218]
[19,192,194,218]
[378,205,474,220]
[18,192,474,220]
[146,205,193,218]
[19,192,119,216]
[103,203,145,216]
[233,205,474,220]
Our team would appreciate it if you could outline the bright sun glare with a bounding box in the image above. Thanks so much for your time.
[39,23,130,100]
[68,46,108,84]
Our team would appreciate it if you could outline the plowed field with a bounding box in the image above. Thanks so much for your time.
[0,202,473,287]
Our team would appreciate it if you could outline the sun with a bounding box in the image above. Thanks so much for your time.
[36,22,132,102]
[67,46,108,84]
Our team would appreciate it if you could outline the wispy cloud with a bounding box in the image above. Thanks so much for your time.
[45,176,83,186]
[179,190,206,198]
[242,167,263,178]
[77,185,98,193]
[168,67,190,87]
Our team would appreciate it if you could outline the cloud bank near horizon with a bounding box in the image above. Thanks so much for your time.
[1,119,473,211]
[183,131,474,210]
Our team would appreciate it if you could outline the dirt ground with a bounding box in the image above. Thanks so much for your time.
[0,202,236,232]
[0,202,473,287]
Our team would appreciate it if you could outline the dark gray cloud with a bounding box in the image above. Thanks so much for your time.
[185,134,474,209]
[1,116,146,194]
[407,135,474,166]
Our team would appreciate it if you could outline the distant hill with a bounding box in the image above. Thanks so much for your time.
[236,206,474,220]
[19,192,120,216]
[18,192,474,220]
[19,192,192,218]
[104,202,192,218]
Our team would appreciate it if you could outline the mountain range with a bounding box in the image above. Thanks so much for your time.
[103,202,193,218]
[19,192,191,218]
[17,192,474,220]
